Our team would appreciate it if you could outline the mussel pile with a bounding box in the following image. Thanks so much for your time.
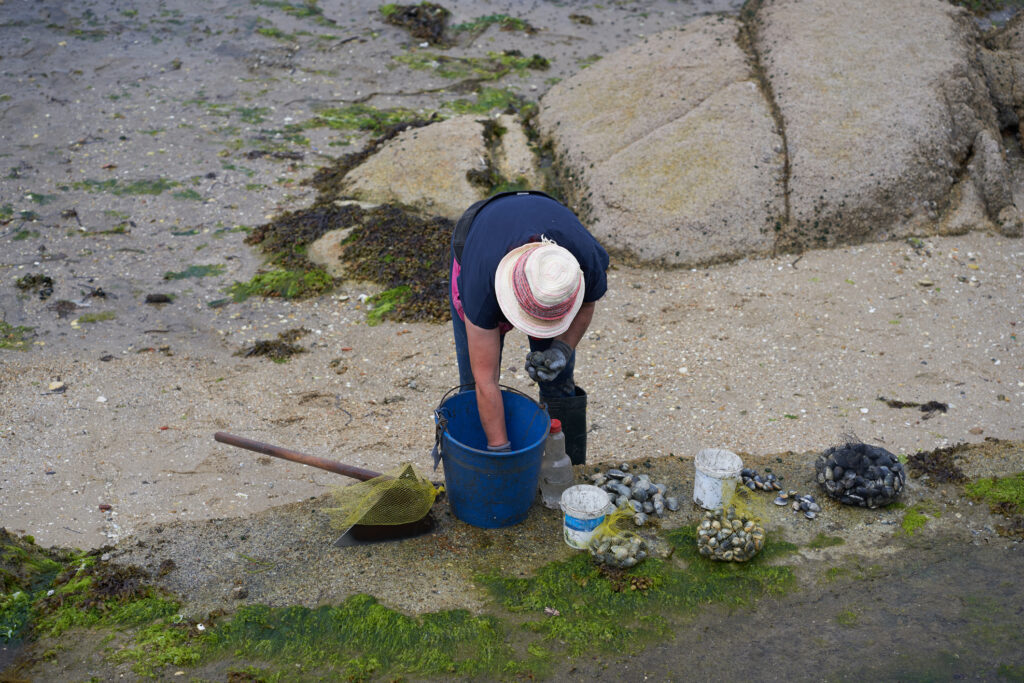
[815,442,906,508]
[588,532,648,569]
[591,463,679,527]
[697,506,765,562]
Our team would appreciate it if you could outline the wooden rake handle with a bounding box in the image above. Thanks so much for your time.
[214,432,382,482]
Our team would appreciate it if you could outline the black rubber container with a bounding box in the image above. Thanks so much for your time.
[543,386,588,466]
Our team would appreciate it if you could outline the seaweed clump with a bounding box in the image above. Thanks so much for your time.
[235,328,311,362]
[246,204,364,272]
[340,205,452,324]
[232,205,361,301]
[239,196,451,323]
[906,444,969,485]
[15,273,54,300]
[380,3,451,46]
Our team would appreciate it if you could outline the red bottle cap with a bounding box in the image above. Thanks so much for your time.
[550,419,562,433]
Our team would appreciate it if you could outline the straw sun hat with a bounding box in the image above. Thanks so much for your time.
[494,239,584,338]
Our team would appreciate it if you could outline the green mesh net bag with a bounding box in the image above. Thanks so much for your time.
[325,463,440,534]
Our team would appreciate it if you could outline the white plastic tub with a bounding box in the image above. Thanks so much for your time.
[559,485,612,549]
[693,448,743,510]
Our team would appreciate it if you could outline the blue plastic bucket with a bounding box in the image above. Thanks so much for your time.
[435,388,550,528]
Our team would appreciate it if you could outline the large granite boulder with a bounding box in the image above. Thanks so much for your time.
[535,0,1022,266]
[537,17,782,265]
[340,0,1023,266]
[582,80,784,264]
[342,115,489,219]
[341,113,544,220]
[757,0,1019,249]
[978,12,1024,137]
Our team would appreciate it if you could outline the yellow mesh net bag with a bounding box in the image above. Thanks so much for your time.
[325,463,440,533]
[727,484,769,524]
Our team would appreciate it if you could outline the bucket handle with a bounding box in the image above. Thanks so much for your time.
[430,384,548,470]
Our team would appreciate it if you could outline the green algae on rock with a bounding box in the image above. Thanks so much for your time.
[70,177,179,196]
[965,472,1024,538]
[1,529,194,676]
[305,103,422,134]
[899,501,942,535]
[965,472,1024,514]
[205,595,529,679]
[806,533,845,549]
[75,311,117,324]
[229,268,333,301]
[163,264,226,280]
[0,321,33,351]
[478,526,798,656]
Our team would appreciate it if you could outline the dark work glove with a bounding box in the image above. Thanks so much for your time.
[487,441,512,452]
[525,340,573,383]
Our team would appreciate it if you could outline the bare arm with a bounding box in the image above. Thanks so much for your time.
[554,301,596,350]
[465,318,508,448]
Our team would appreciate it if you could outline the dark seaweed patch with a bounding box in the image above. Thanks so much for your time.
[78,564,151,610]
[906,444,969,485]
[15,273,54,301]
[339,205,452,323]
[246,204,364,271]
[244,150,303,161]
[877,396,948,418]
[380,3,451,46]
[235,327,310,362]
[49,299,79,318]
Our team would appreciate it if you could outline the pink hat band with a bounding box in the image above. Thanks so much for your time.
[494,239,585,338]
[511,249,581,320]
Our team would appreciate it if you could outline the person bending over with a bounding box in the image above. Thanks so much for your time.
[449,191,609,464]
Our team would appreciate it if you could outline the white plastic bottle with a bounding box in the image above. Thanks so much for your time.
[540,419,574,509]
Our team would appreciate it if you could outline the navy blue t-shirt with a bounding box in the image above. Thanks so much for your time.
[457,194,609,330]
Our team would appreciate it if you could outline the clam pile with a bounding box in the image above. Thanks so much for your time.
[697,506,765,562]
[591,463,679,527]
[740,467,782,492]
[815,442,906,508]
[774,490,821,519]
[588,533,648,569]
